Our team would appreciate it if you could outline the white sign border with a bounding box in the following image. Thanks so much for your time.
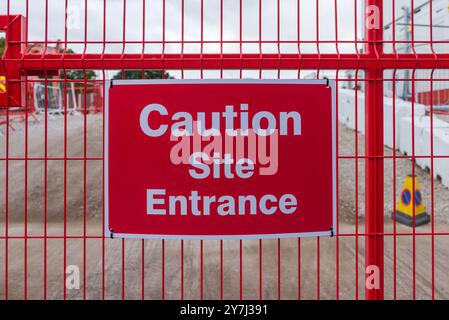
[105,79,337,240]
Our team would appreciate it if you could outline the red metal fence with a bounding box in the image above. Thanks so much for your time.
[1,0,449,300]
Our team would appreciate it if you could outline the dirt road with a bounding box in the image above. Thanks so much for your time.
[2,221,449,300]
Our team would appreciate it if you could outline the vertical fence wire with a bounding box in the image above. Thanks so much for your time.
[391,0,397,301]
[4,0,10,301]
[429,0,436,301]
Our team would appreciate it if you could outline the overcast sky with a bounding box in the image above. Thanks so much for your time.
[1,0,435,52]
[1,0,442,78]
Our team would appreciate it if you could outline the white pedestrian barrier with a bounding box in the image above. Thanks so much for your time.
[339,89,449,188]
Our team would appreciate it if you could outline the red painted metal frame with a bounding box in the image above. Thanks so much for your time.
[1,0,448,300]
[364,0,384,300]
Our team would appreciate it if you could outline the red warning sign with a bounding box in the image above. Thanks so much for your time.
[106,80,336,239]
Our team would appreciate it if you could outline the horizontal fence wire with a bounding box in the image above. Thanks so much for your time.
[0,0,449,300]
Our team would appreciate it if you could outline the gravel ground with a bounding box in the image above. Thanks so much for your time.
[437,114,449,123]
[0,114,103,223]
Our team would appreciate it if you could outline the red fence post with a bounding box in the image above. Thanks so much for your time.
[364,0,384,300]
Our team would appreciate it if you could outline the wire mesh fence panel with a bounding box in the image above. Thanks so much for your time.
[0,0,449,300]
